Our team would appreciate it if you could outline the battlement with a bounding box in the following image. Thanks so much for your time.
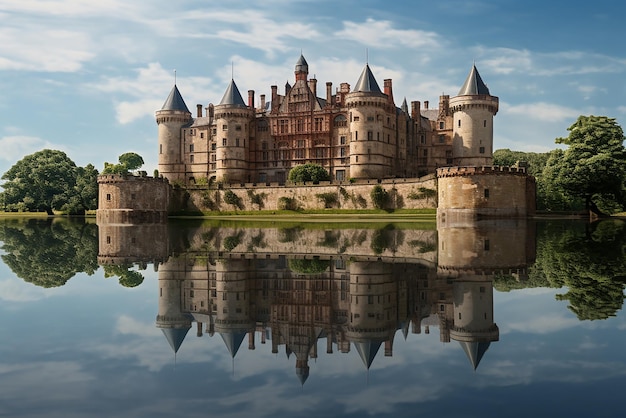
[97,174,170,184]
[437,165,526,178]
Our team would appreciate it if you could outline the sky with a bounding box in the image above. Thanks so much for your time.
[1,0,625,176]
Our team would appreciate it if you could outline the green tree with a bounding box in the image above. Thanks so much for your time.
[543,116,626,215]
[288,163,330,183]
[102,152,145,175]
[0,218,98,287]
[0,149,97,215]
[103,264,145,288]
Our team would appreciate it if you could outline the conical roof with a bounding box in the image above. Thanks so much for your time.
[161,84,190,112]
[219,331,247,358]
[354,64,382,93]
[295,54,309,73]
[459,341,491,370]
[401,97,409,114]
[458,65,491,96]
[161,327,191,353]
[353,340,383,369]
[219,79,247,106]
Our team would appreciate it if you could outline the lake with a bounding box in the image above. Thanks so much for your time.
[0,217,625,417]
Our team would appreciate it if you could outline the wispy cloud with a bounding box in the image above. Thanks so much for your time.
[335,19,442,49]
[504,101,581,122]
[0,135,56,161]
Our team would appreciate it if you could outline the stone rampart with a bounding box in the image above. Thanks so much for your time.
[178,175,437,212]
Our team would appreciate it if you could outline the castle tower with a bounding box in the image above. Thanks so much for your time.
[156,84,192,182]
[449,65,499,167]
[214,79,254,184]
[345,261,397,369]
[156,257,193,354]
[346,64,396,179]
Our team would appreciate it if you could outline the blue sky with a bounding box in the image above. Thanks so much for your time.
[1,0,625,176]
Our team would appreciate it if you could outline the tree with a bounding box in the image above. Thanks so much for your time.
[0,218,98,287]
[288,163,330,183]
[543,116,626,215]
[102,152,145,175]
[103,264,145,288]
[0,149,97,215]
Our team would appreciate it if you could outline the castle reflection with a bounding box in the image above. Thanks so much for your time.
[98,219,535,383]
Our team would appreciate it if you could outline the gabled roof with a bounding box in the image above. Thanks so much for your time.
[458,65,491,96]
[354,64,382,93]
[161,84,190,112]
[219,79,247,106]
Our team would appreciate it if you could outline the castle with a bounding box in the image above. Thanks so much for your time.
[156,54,499,185]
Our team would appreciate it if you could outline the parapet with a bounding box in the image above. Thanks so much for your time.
[437,166,526,178]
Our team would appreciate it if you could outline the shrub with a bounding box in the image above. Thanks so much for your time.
[278,196,299,211]
[223,190,243,209]
[289,258,331,274]
[370,185,389,209]
[315,192,338,208]
[288,163,330,183]
[247,190,267,209]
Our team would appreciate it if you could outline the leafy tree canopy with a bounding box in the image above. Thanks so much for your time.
[102,152,145,175]
[0,218,98,288]
[543,116,626,215]
[103,264,145,288]
[0,149,98,215]
[288,163,330,183]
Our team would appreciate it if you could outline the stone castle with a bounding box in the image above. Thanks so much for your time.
[156,54,498,185]
[97,55,536,220]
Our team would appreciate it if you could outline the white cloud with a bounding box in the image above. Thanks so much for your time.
[0,135,56,162]
[335,19,442,49]
[504,101,581,122]
[0,278,53,302]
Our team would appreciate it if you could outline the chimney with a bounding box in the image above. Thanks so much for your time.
[384,79,394,104]
[248,90,255,108]
[248,331,255,350]
[196,322,203,337]
[411,101,421,119]
[309,78,317,97]
[196,104,203,118]
[424,100,429,110]
[384,339,393,357]
[271,85,278,111]
[326,82,332,106]
[260,94,266,111]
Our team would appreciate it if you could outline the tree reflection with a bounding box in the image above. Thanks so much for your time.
[532,219,626,320]
[0,218,98,288]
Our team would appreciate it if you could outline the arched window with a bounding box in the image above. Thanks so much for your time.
[333,115,347,127]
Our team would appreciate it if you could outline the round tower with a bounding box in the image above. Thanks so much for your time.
[346,64,395,179]
[449,65,499,167]
[156,256,192,354]
[156,84,192,182]
[345,261,396,369]
[214,80,253,184]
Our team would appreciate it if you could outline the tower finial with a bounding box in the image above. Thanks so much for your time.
[174,69,177,85]
[231,61,234,80]
[366,48,369,64]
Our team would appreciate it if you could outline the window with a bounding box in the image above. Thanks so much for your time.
[211,143,216,150]
[190,155,194,163]
[189,144,194,152]
[484,188,490,198]
[353,116,359,121]
[334,115,347,127]
[222,138,227,146]
[159,144,162,154]
[235,125,242,131]
[367,116,374,122]
[340,136,346,145]
[439,134,445,143]
[339,147,346,157]
[235,138,240,147]
[297,140,304,148]
[354,131,358,141]
[439,121,444,129]
[458,120,461,127]
[479,146,485,154]
[222,124,227,130]
[336,170,345,181]
[484,120,487,127]
[422,149,428,157]
[368,131,373,140]
[200,132,204,139]
[106,193,111,201]
[420,135,425,144]
[484,239,490,250]
[106,236,111,244]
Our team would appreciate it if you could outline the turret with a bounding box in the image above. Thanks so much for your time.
[214,79,254,184]
[346,64,396,179]
[156,257,193,354]
[156,84,192,182]
[449,65,499,167]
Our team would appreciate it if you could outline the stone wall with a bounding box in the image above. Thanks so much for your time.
[176,175,438,212]
[437,166,533,220]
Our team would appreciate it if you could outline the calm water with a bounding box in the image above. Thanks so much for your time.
[0,217,625,418]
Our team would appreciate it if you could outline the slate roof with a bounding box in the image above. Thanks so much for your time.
[459,341,491,370]
[161,84,190,112]
[354,64,382,93]
[161,327,191,353]
[219,79,247,106]
[458,65,491,96]
[295,54,309,73]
